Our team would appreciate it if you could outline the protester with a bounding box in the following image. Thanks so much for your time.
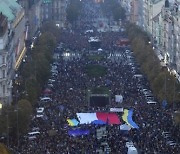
[10,0,179,153]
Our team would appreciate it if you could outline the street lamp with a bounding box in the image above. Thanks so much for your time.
[14,108,19,147]
[172,78,176,110]
[109,90,111,105]
[0,102,2,115]
[6,109,19,148]
[6,114,9,147]
[87,89,91,106]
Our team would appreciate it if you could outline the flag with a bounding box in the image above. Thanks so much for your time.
[68,129,90,136]
[67,119,79,126]
[76,112,120,125]
[122,109,139,129]
[162,100,167,109]
[91,120,106,125]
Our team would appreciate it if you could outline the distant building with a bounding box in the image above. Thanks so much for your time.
[143,0,165,34]
[137,0,144,28]
[121,0,132,20]
[160,0,180,70]
[0,0,26,104]
[0,13,9,104]
[41,0,68,28]
[120,0,144,27]
[130,0,139,24]
[143,0,180,73]
[17,0,42,39]
[121,0,180,75]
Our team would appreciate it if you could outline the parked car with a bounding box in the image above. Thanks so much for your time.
[36,107,45,118]
[27,131,40,140]
[40,97,52,102]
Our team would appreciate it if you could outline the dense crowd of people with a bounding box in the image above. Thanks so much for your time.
[10,0,180,153]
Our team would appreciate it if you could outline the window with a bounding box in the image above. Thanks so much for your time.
[3,85,5,95]
[2,70,5,78]
[2,56,5,64]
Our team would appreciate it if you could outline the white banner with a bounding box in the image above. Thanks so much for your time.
[76,113,97,124]
[110,108,123,112]
[115,95,123,103]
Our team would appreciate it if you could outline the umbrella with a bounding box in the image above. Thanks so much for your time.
[43,88,52,94]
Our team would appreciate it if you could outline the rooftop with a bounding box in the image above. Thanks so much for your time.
[152,0,165,18]
[152,0,164,4]
[0,12,8,37]
[43,0,52,3]
[0,0,21,21]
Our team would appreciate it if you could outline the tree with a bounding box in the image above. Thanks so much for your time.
[101,0,126,21]
[19,31,56,104]
[126,22,180,105]
[34,52,51,86]
[38,32,56,52]
[21,61,34,80]
[0,105,15,137]
[112,5,126,21]
[41,21,60,42]
[0,143,9,154]
[25,78,41,105]
[66,0,82,26]
[0,100,32,142]
[0,113,8,136]
[17,99,32,134]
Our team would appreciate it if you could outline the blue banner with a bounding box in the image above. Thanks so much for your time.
[68,129,90,136]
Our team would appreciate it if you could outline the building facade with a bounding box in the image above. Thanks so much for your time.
[161,0,180,71]
[52,0,67,28]
[17,0,42,40]
[0,0,26,104]
[120,0,144,25]
[143,0,165,34]
[0,13,9,104]
[130,0,139,24]
[121,0,132,20]
[121,0,180,76]
[41,0,68,28]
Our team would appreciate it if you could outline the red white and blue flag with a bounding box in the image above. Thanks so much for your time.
[76,112,120,125]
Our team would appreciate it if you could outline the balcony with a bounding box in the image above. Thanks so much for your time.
[0,77,6,83]
[0,63,7,68]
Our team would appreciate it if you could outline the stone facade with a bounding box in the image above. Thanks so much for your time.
[121,0,180,76]
[41,0,67,28]
[0,0,26,104]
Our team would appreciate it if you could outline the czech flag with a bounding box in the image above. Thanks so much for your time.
[76,112,120,125]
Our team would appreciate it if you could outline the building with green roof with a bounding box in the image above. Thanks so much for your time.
[0,0,26,104]
[0,0,21,21]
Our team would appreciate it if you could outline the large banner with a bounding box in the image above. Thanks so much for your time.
[68,129,90,137]
[76,112,121,125]
[122,109,139,129]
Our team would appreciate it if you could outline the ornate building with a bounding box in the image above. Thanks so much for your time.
[0,0,26,104]
[41,0,68,28]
